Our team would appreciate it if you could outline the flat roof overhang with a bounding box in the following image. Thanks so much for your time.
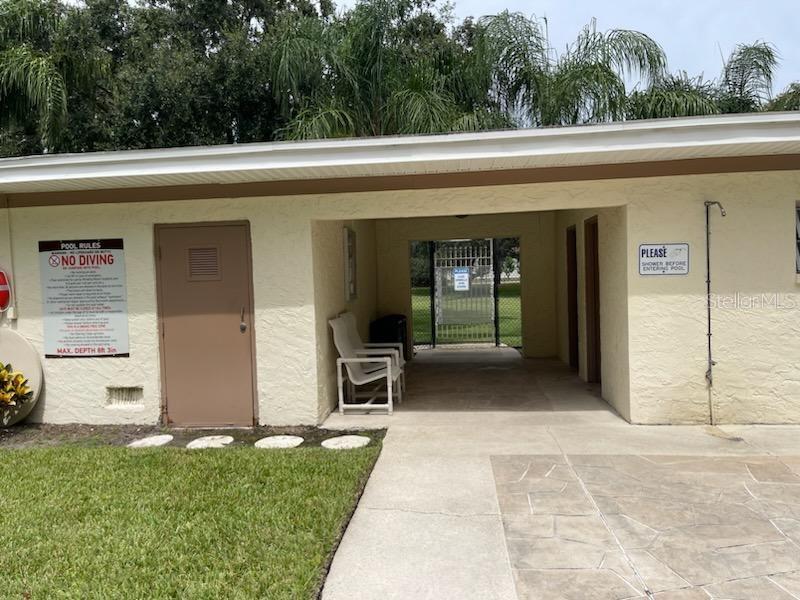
[1,112,799,207]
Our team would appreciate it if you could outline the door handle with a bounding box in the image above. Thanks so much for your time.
[240,307,247,333]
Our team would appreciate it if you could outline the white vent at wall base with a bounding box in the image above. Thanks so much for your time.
[187,246,221,281]
[106,386,144,407]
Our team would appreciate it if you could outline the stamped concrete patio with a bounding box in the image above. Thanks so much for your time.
[322,348,800,600]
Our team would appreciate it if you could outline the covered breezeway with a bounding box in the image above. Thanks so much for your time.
[312,204,631,422]
[399,347,610,413]
[323,345,618,429]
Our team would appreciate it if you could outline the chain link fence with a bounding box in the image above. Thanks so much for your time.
[410,241,433,346]
[494,237,522,348]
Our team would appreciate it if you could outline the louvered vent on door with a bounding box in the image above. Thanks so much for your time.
[187,246,221,281]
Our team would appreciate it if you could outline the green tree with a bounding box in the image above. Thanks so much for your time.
[477,12,667,126]
[102,0,307,150]
[627,42,784,119]
[627,72,719,119]
[0,0,105,153]
[0,0,795,156]
[502,255,516,280]
[715,42,778,113]
[769,83,800,111]
[409,241,431,287]
[279,0,510,139]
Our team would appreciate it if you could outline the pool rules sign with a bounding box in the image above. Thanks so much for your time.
[39,239,130,358]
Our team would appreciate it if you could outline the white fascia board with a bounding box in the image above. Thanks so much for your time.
[0,113,799,192]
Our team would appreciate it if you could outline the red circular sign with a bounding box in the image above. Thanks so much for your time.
[0,270,10,312]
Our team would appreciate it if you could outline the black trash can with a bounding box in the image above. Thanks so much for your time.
[369,314,410,361]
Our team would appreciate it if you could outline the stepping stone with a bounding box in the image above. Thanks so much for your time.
[127,434,173,448]
[321,435,371,450]
[186,435,234,449]
[255,435,304,449]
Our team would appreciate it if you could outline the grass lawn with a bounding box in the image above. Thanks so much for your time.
[411,281,522,346]
[0,445,379,599]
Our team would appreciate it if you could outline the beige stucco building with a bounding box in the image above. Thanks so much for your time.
[1,113,799,426]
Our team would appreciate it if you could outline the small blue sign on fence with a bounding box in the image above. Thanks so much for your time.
[453,267,470,291]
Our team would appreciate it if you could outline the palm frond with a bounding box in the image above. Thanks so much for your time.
[265,15,327,116]
[478,13,668,126]
[0,45,66,147]
[0,0,60,49]
[279,98,356,140]
[603,28,666,84]
[447,25,495,109]
[385,87,457,134]
[384,62,458,134]
[720,41,778,110]
[450,107,513,132]
[628,73,719,119]
[477,12,548,114]
[335,0,401,134]
[550,57,626,124]
[768,82,800,111]
[567,20,666,85]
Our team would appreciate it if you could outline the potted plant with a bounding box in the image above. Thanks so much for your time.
[0,363,34,426]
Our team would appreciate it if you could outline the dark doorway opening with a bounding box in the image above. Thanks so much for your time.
[566,226,579,370]
[584,217,601,383]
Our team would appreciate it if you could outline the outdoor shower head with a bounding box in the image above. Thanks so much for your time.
[705,201,727,217]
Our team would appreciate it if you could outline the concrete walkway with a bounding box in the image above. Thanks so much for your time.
[322,348,800,600]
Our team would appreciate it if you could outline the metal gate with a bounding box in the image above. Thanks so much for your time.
[433,239,495,344]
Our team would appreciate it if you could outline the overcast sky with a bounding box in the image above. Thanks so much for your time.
[395,0,799,95]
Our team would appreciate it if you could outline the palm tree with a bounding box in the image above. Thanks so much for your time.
[627,72,719,119]
[628,42,780,119]
[276,0,510,140]
[715,41,778,113]
[477,12,667,127]
[769,83,800,111]
[0,0,102,151]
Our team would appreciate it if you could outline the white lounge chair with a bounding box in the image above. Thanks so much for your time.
[339,312,405,390]
[329,314,402,415]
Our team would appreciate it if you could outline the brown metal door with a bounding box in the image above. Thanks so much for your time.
[156,222,256,426]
